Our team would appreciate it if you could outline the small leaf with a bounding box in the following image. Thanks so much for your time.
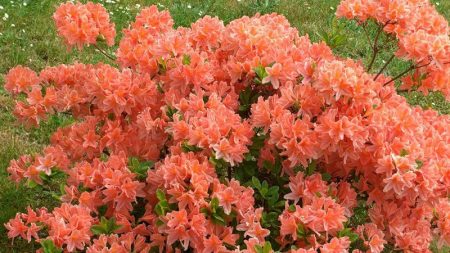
[181,141,203,153]
[252,176,261,190]
[338,228,359,242]
[296,223,306,238]
[27,179,38,188]
[321,172,332,182]
[156,189,166,201]
[40,240,62,253]
[400,149,408,157]
[254,64,268,80]
[211,212,226,225]
[156,82,164,93]
[106,217,122,233]
[129,157,154,179]
[157,58,167,74]
[165,106,178,120]
[263,242,273,253]
[306,160,317,176]
[154,204,165,216]
[155,219,164,227]
[90,224,107,235]
[262,180,269,189]
[91,217,122,235]
[416,160,423,169]
[211,197,219,212]
[254,242,273,253]
[182,54,191,65]
[254,245,264,253]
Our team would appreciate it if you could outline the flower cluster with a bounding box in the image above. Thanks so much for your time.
[53,1,115,49]
[145,153,268,252]
[337,0,450,99]
[169,92,254,166]
[279,173,355,249]
[5,204,95,251]
[3,1,450,252]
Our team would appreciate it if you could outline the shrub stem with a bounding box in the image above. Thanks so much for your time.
[93,44,116,61]
[374,54,395,80]
[367,21,391,72]
[383,61,430,86]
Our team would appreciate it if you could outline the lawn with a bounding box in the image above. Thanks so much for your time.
[0,0,449,252]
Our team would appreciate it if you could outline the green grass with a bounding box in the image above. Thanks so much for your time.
[0,0,448,252]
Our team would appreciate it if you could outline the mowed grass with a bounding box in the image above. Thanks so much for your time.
[0,0,449,252]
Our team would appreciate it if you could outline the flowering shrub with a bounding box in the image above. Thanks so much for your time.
[3,1,450,252]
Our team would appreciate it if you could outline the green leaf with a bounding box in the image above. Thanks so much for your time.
[321,172,332,182]
[157,58,167,74]
[348,200,369,227]
[154,204,165,216]
[263,242,273,253]
[275,200,286,208]
[262,211,279,227]
[338,228,360,242]
[296,223,306,238]
[238,87,262,117]
[165,106,178,120]
[266,186,280,205]
[129,157,154,179]
[254,241,273,253]
[156,82,164,93]
[90,223,107,235]
[400,149,408,157]
[155,219,164,227]
[27,179,38,188]
[209,156,229,170]
[252,176,261,190]
[416,160,424,169]
[306,160,317,176]
[40,240,62,253]
[211,197,219,212]
[91,217,122,235]
[156,189,166,201]
[154,189,172,216]
[106,217,121,234]
[254,64,268,80]
[255,245,263,253]
[262,161,273,170]
[182,54,191,65]
[211,212,226,225]
[268,186,279,194]
[260,180,269,197]
[181,141,203,153]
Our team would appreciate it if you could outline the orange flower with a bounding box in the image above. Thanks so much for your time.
[4,66,40,94]
[263,63,283,89]
[53,2,115,49]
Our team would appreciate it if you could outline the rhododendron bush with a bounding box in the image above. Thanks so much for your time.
[3,0,450,252]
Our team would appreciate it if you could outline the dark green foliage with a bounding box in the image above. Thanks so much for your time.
[90,217,122,235]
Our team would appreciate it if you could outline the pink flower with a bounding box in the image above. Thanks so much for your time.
[4,66,40,94]
[321,237,350,253]
[53,2,115,49]
[263,63,283,89]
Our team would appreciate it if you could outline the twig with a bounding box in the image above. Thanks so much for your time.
[367,21,391,72]
[383,62,430,86]
[93,44,116,61]
[374,54,395,80]
[383,61,450,87]
[361,23,374,51]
